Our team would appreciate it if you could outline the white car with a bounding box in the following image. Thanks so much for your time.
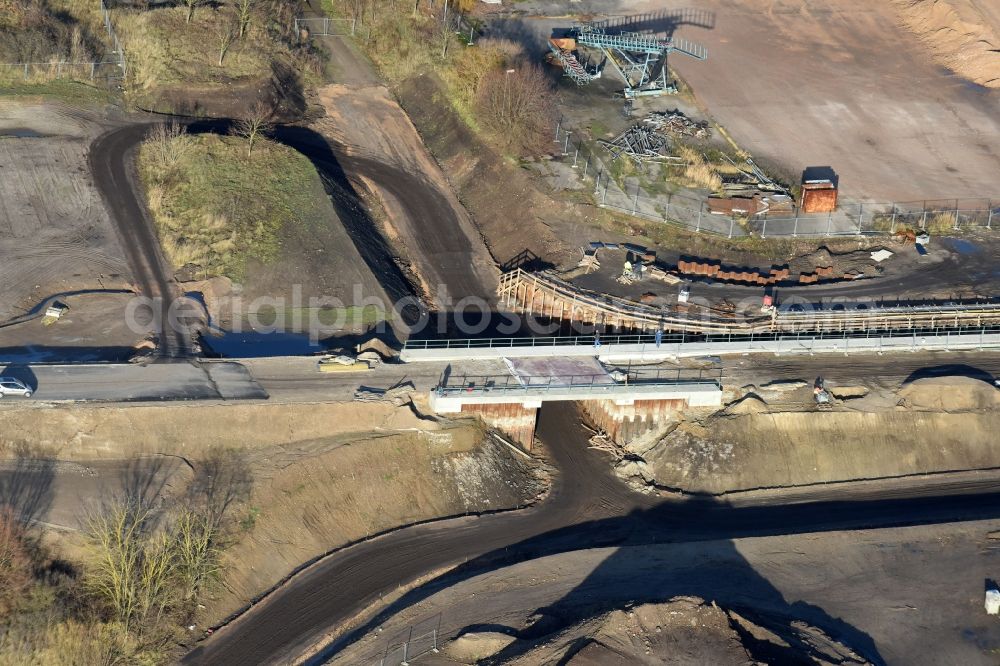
[0,377,32,398]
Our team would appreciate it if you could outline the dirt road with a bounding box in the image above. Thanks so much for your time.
[181,402,1000,665]
[89,123,196,357]
[334,520,1000,665]
[307,29,499,307]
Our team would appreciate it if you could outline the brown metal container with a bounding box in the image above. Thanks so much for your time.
[801,180,838,213]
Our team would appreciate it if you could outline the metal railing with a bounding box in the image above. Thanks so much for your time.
[408,323,1000,351]
[436,367,722,396]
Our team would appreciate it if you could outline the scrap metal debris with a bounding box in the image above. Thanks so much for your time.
[599,125,674,164]
[600,110,710,165]
[643,110,711,138]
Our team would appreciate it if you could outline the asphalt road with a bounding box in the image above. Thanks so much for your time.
[181,402,1000,665]
[0,362,264,402]
[89,124,197,358]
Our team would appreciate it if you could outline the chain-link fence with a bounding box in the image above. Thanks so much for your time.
[371,615,445,666]
[294,16,356,36]
[553,120,1000,239]
[1,1,127,86]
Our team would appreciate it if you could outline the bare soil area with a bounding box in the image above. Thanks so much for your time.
[0,400,542,628]
[0,100,131,323]
[310,81,499,303]
[0,292,148,362]
[441,597,867,665]
[623,375,1000,494]
[893,0,1000,88]
[488,0,1000,201]
[331,519,1000,665]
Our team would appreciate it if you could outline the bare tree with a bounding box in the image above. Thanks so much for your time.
[84,501,175,633]
[234,0,256,39]
[475,63,557,156]
[171,510,221,603]
[0,508,32,619]
[232,101,274,158]
[215,11,239,67]
[182,0,206,23]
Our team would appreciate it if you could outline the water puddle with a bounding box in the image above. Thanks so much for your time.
[0,128,47,138]
[942,238,980,255]
[199,330,328,358]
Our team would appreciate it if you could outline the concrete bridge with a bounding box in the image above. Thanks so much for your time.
[429,370,723,448]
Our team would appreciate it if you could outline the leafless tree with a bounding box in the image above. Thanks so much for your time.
[84,501,175,633]
[234,0,257,39]
[232,101,274,158]
[475,63,557,156]
[215,11,239,66]
[183,0,207,23]
[0,509,32,619]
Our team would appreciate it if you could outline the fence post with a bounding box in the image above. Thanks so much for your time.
[90,62,96,79]
[603,177,609,205]
[857,202,863,236]
[761,218,767,239]
[562,131,571,156]
[921,210,927,230]
[324,17,329,34]
[890,206,897,234]
[792,215,798,237]
[352,17,357,35]
[988,205,993,230]
[826,210,832,236]
[23,63,28,80]
[695,206,702,233]
[728,217,734,239]
[572,146,579,168]
[632,184,639,215]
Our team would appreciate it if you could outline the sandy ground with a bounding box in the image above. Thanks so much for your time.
[331,518,1000,665]
[893,0,1000,88]
[486,0,1000,202]
[626,375,1000,494]
[0,292,148,362]
[0,101,131,322]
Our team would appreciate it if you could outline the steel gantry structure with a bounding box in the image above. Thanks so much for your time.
[549,22,708,98]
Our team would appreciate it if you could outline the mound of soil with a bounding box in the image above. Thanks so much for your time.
[727,393,768,414]
[898,376,1000,411]
[893,0,1000,87]
[453,597,871,665]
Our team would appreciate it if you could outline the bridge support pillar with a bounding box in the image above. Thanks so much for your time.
[581,398,688,443]
[460,402,538,451]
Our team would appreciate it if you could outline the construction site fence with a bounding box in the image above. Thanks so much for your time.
[1,0,127,85]
[294,16,356,36]
[552,121,1000,239]
[374,618,442,666]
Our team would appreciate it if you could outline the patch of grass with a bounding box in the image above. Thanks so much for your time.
[138,132,325,280]
[118,6,272,90]
[0,79,114,106]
